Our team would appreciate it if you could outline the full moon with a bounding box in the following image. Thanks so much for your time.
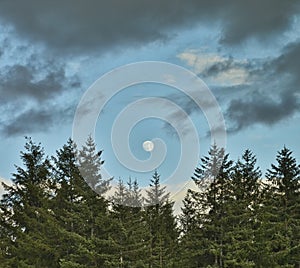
[142,140,154,152]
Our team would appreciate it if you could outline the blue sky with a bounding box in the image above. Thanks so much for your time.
[0,1,300,203]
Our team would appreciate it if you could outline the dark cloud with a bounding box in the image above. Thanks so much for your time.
[0,53,81,137]
[0,105,74,137]
[0,1,298,54]
[226,41,300,132]
[226,89,300,132]
[0,64,66,103]
[170,40,300,133]
[0,1,299,138]
[276,41,300,78]
[220,0,299,45]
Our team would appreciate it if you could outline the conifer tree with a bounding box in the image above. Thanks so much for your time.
[179,189,208,267]
[223,149,262,267]
[111,178,128,207]
[180,144,234,267]
[266,146,300,198]
[255,147,300,267]
[0,137,58,267]
[203,148,234,267]
[111,177,149,267]
[126,177,143,208]
[51,138,117,267]
[145,170,178,268]
[77,135,111,195]
[145,170,170,207]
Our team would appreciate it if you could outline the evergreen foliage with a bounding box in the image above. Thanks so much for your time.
[1,139,300,267]
[145,170,179,268]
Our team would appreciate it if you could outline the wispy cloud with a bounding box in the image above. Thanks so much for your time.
[226,41,300,132]
[176,40,300,133]
[178,50,251,86]
[0,42,81,137]
[0,105,74,137]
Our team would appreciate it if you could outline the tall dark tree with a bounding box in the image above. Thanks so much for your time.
[145,170,170,207]
[223,149,262,267]
[180,144,234,267]
[145,170,179,268]
[266,146,300,198]
[111,178,128,207]
[126,177,143,208]
[255,147,300,267]
[110,177,149,267]
[51,138,118,267]
[0,138,57,267]
[78,135,111,195]
[179,188,208,267]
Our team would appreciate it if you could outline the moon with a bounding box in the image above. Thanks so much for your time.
[143,140,154,152]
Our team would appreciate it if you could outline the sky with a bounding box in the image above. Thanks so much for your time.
[0,1,300,207]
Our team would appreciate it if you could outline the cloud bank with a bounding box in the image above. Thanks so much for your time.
[0,1,300,137]
[0,55,80,136]
[0,1,299,54]
[177,41,300,133]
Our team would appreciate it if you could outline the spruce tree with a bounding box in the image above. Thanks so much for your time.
[77,135,111,195]
[145,170,178,268]
[202,148,233,267]
[179,189,207,267]
[51,138,117,267]
[255,147,300,267]
[111,177,149,267]
[223,149,262,267]
[145,170,170,207]
[180,144,234,267]
[126,177,143,208]
[111,178,128,207]
[0,137,58,267]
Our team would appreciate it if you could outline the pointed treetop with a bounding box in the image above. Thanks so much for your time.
[145,170,170,206]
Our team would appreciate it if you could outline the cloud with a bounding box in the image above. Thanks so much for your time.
[0,42,81,103]
[276,41,300,79]
[178,51,226,74]
[178,50,251,86]
[226,89,300,132]
[177,40,300,133]
[168,179,199,215]
[0,105,74,137]
[226,41,300,132]
[0,1,298,55]
[1,2,299,139]
[0,48,81,137]
[0,64,65,103]
[160,91,216,137]
[219,0,300,45]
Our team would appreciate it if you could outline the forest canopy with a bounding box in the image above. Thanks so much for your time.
[0,137,299,267]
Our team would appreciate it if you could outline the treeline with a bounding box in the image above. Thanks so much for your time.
[0,138,299,267]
